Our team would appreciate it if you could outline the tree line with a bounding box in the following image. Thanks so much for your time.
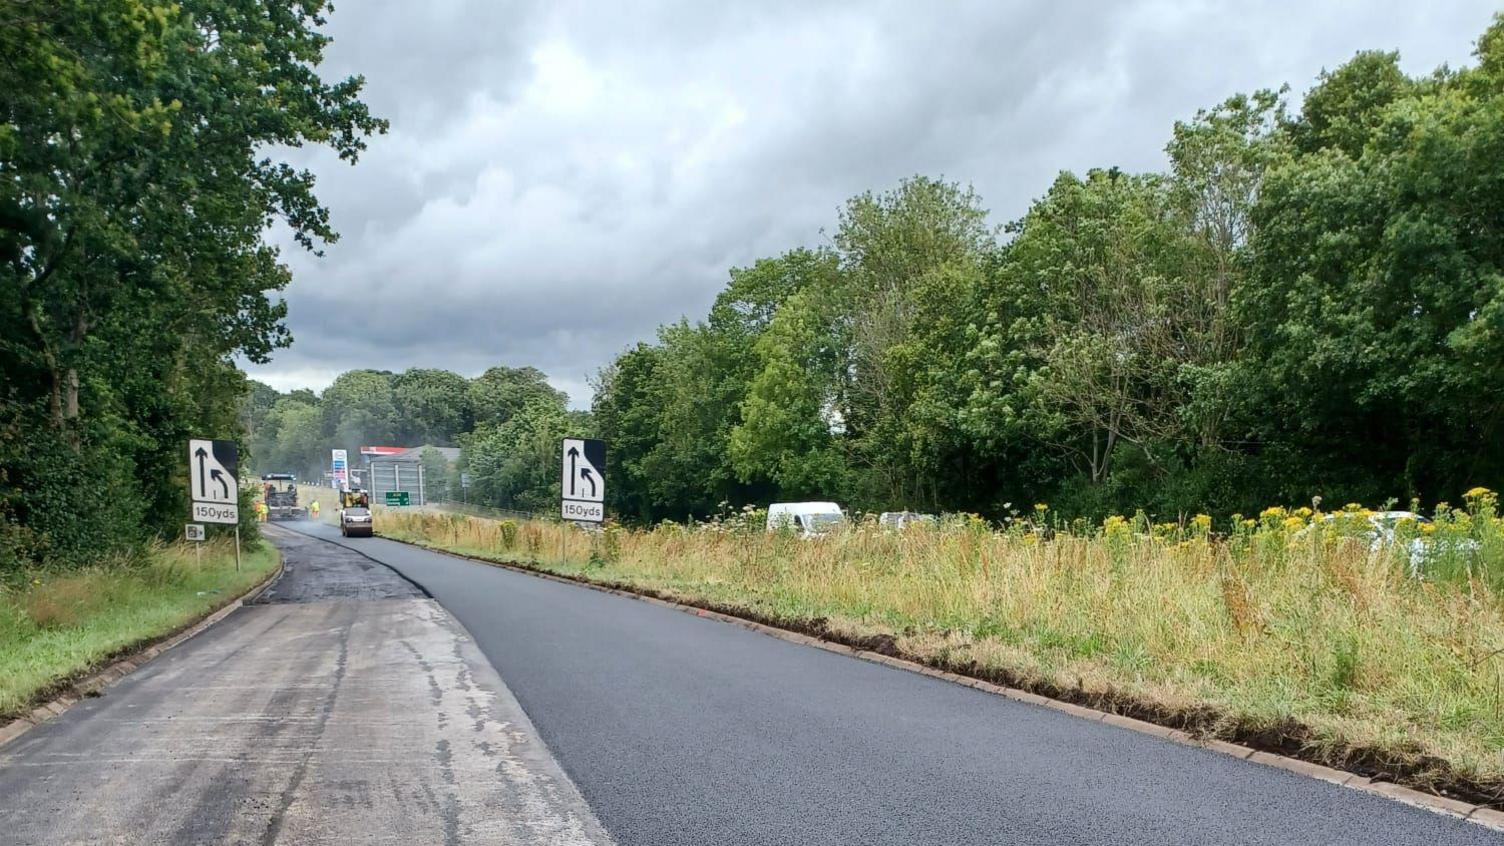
[10,8,1504,571]
[245,366,585,512]
[255,16,1504,527]
[1,0,382,570]
[594,17,1504,524]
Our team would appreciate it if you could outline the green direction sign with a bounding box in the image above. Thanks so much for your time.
[385,490,411,507]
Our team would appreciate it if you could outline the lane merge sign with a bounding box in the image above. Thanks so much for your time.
[561,437,606,522]
[188,438,239,524]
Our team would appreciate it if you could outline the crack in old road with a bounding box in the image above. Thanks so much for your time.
[259,621,351,846]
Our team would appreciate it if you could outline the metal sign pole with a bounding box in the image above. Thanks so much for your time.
[234,525,242,572]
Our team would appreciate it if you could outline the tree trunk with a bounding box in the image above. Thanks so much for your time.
[64,368,79,420]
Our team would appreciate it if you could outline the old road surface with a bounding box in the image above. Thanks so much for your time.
[0,524,612,846]
[1,522,1498,845]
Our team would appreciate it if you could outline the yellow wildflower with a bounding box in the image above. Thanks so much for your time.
[1464,486,1494,500]
[1282,516,1305,531]
[1259,506,1286,520]
[1192,514,1212,529]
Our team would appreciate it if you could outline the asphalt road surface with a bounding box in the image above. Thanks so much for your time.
[0,525,612,845]
[278,520,1500,846]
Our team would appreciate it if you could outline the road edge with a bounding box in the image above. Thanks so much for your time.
[367,532,1504,833]
[0,550,285,751]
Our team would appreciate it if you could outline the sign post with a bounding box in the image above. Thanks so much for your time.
[560,438,606,523]
[188,438,240,570]
[185,523,205,567]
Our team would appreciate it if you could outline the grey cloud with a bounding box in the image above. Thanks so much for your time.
[245,1,1502,406]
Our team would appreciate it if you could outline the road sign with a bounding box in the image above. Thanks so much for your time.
[561,437,606,522]
[191,501,239,524]
[331,449,348,489]
[189,438,238,504]
[188,438,238,525]
[185,524,205,542]
[386,490,411,507]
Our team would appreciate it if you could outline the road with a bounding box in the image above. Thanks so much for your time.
[277,521,1498,846]
[0,526,612,845]
[1,521,1496,845]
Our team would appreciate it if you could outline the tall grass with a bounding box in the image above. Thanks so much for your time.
[378,496,1504,797]
[0,540,279,717]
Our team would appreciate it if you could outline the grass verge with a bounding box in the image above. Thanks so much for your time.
[0,540,279,718]
[377,507,1504,808]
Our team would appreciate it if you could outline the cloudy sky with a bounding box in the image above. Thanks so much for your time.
[243,0,1501,407]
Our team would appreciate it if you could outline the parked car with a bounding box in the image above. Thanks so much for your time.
[879,511,937,530]
[767,502,847,538]
[1309,510,1478,574]
[340,506,373,537]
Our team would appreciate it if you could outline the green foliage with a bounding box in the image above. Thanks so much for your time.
[464,397,581,512]
[596,15,1504,524]
[730,289,847,498]
[467,366,565,428]
[242,13,1504,530]
[0,0,383,571]
[320,370,398,458]
[593,249,834,521]
[392,369,470,445]
[1240,18,1504,503]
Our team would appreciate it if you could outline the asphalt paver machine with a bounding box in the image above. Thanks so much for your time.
[260,473,308,520]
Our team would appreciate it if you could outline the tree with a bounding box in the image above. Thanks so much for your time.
[592,344,667,521]
[592,249,832,521]
[464,398,581,512]
[1239,17,1504,502]
[392,368,468,445]
[835,177,994,507]
[466,366,564,428]
[320,370,397,456]
[0,0,383,566]
[261,398,325,480]
[730,290,848,498]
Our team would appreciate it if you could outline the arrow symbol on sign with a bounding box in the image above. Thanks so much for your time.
[195,447,208,498]
[567,446,579,496]
[209,469,229,499]
[580,468,596,497]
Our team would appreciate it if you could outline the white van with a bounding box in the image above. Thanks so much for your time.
[766,502,847,537]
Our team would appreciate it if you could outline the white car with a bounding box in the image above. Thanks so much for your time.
[1314,510,1477,574]
[767,502,847,538]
